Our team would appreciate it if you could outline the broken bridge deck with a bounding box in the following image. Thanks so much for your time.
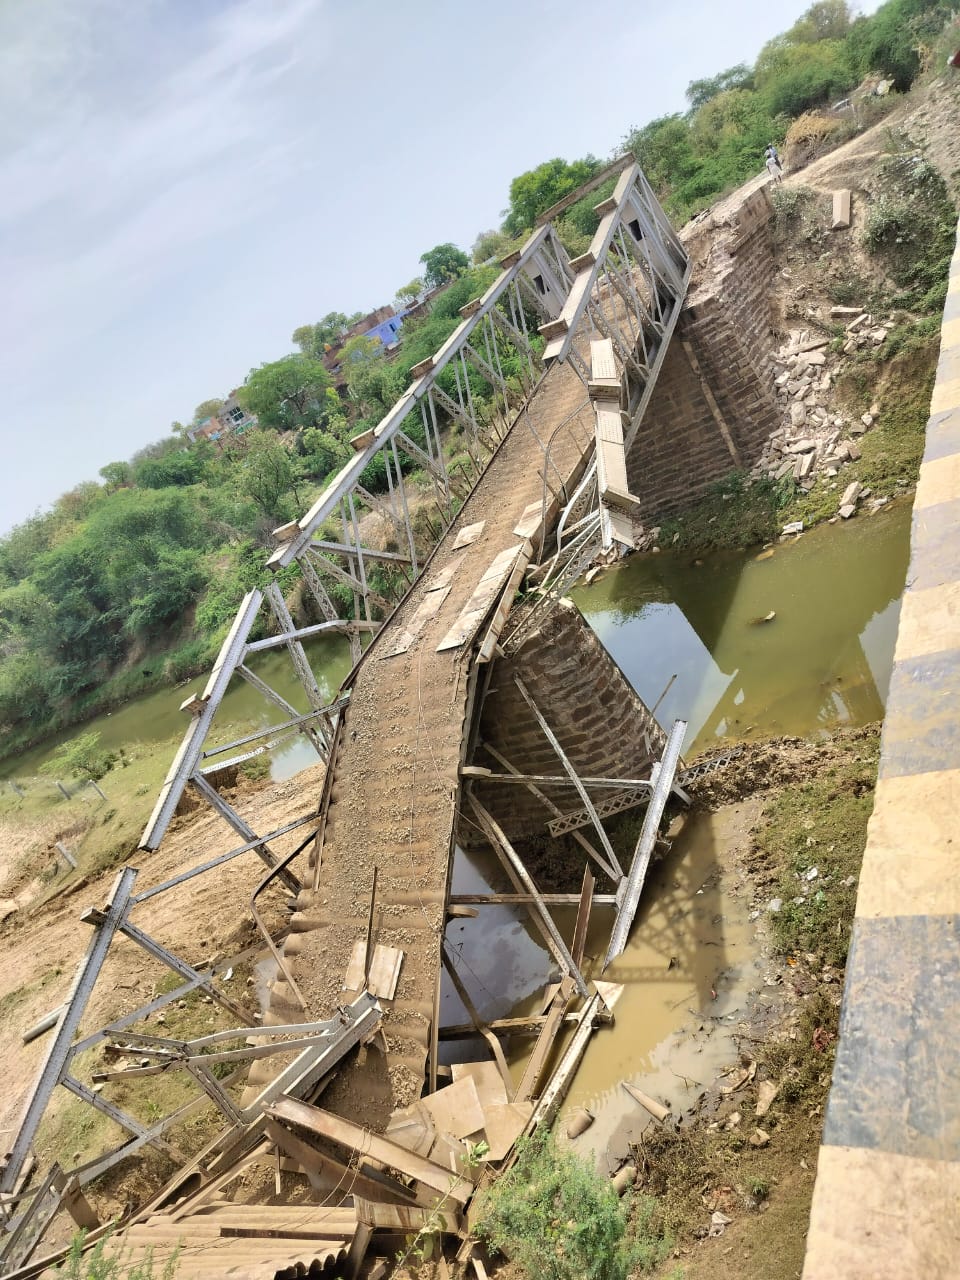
[248,360,595,1122]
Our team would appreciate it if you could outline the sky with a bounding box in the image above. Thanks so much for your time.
[0,0,883,532]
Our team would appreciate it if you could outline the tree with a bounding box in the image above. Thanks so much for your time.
[755,37,854,115]
[193,398,224,423]
[393,277,424,308]
[133,450,205,490]
[418,243,470,290]
[501,156,601,236]
[340,335,401,420]
[686,62,754,109]
[233,431,300,522]
[471,229,512,265]
[301,426,349,478]
[98,462,132,490]
[787,0,854,44]
[39,731,116,782]
[292,312,352,358]
[237,354,333,431]
[622,116,698,199]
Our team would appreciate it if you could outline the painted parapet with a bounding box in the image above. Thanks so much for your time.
[803,217,960,1278]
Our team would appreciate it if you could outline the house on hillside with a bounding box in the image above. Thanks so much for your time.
[323,304,410,390]
[188,392,257,443]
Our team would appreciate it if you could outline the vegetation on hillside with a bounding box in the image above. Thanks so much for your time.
[2,0,957,756]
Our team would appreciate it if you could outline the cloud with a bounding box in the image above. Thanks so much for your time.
[0,0,327,374]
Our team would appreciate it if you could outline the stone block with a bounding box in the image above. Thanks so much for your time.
[831,188,852,230]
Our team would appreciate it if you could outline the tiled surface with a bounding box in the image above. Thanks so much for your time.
[803,218,960,1275]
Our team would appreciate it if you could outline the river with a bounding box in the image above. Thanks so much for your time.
[571,501,911,754]
[0,635,354,784]
[439,500,912,1159]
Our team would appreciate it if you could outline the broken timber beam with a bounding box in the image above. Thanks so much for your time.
[264,1099,471,1205]
[512,677,624,880]
[480,743,618,883]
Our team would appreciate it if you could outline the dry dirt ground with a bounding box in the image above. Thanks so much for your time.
[0,764,326,1220]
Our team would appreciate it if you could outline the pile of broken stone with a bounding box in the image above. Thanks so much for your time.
[750,305,897,519]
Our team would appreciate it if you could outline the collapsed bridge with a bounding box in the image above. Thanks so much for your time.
[0,161,784,1276]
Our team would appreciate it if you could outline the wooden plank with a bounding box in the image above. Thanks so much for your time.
[385,1102,436,1158]
[476,542,533,664]
[263,1119,418,1204]
[265,1099,471,1204]
[427,552,466,590]
[512,501,542,539]
[367,945,403,1001]
[480,1101,533,1162]
[343,940,366,992]
[571,868,595,969]
[420,1075,485,1141]
[353,1200,462,1234]
[345,1222,372,1280]
[515,976,575,1103]
[436,543,530,653]
[381,586,450,658]
[452,521,485,549]
[450,1061,508,1112]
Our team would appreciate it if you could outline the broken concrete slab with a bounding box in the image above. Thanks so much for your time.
[841,481,862,507]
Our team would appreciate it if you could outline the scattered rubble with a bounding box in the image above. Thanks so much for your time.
[749,318,894,504]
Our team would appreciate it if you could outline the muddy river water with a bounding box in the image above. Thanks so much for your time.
[2,502,912,1162]
[442,501,911,1162]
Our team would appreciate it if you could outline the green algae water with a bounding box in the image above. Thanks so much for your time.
[572,502,912,754]
[0,635,353,784]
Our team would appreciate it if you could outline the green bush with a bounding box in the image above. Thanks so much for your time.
[475,1129,670,1280]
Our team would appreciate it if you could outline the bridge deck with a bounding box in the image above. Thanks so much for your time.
[250,361,594,1125]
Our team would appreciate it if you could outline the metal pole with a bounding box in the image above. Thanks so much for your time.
[1,868,138,1194]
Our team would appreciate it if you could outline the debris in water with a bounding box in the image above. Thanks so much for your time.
[749,610,777,625]
[621,1081,671,1122]
[566,1107,594,1139]
[754,548,775,561]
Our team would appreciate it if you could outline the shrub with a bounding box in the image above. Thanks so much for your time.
[474,1129,670,1280]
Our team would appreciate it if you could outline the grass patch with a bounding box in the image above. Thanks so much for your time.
[659,474,791,554]
[751,730,879,967]
[474,1129,672,1279]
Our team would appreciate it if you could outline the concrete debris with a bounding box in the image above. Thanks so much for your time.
[839,503,857,519]
[753,324,887,494]
[781,521,804,536]
[841,481,862,507]
[767,898,783,914]
[749,1128,771,1148]
[756,1080,779,1117]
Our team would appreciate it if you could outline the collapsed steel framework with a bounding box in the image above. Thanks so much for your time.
[0,157,693,1272]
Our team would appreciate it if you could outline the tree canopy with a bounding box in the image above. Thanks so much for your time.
[502,156,602,236]
[237,354,333,431]
[419,243,470,290]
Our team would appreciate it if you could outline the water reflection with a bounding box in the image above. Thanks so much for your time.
[573,503,911,751]
[0,635,354,783]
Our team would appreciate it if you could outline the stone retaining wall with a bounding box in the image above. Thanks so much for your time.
[626,186,781,520]
[802,216,960,1278]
